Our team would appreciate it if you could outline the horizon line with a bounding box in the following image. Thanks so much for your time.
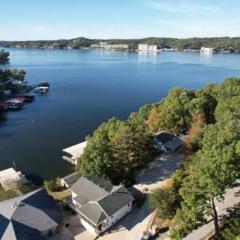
[1,35,240,42]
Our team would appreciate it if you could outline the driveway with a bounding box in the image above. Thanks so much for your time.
[49,214,94,240]
[135,153,184,192]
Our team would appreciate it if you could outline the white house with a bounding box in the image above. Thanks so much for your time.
[62,174,134,236]
[62,141,87,165]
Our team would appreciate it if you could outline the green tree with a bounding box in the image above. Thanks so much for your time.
[172,121,240,238]
[0,50,9,64]
[150,187,178,219]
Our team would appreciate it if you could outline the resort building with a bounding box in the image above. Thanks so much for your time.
[200,47,214,55]
[62,141,87,165]
[61,173,134,236]
[138,44,158,52]
[148,45,158,51]
[91,42,129,50]
[138,44,149,51]
[0,189,63,240]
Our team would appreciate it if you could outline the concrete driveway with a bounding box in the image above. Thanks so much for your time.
[135,153,184,192]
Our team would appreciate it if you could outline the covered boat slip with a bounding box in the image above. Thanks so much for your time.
[62,141,87,165]
[0,168,26,190]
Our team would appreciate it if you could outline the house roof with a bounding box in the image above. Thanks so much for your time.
[97,187,134,217]
[154,132,175,144]
[0,189,63,240]
[62,172,81,187]
[164,137,182,151]
[79,203,107,225]
[62,141,87,159]
[71,176,110,206]
[70,176,134,226]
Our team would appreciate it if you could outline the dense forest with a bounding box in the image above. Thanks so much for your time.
[78,77,240,239]
[1,37,240,52]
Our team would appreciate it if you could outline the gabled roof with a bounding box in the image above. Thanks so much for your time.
[0,189,63,240]
[97,187,134,217]
[70,176,134,226]
[78,203,107,226]
[71,176,109,206]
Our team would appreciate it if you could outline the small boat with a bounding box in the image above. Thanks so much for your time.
[33,86,49,94]
[6,99,23,111]
[38,81,50,88]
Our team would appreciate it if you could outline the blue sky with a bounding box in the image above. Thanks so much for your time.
[0,0,240,40]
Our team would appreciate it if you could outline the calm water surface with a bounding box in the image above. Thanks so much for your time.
[0,49,240,179]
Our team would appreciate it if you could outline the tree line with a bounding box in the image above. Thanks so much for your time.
[2,37,240,51]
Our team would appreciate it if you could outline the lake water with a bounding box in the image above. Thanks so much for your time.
[0,49,240,179]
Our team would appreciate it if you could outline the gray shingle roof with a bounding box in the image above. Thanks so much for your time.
[71,176,109,206]
[78,203,107,226]
[0,188,63,240]
[63,172,81,186]
[97,187,134,217]
[71,176,134,225]
[154,132,175,144]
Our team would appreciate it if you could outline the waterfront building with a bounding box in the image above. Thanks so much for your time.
[62,141,87,165]
[148,45,158,51]
[138,44,158,52]
[0,168,26,190]
[200,47,214,55]
[138,44,149,51]
[61,173,134,236]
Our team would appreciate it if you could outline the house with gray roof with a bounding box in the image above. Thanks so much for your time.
[0,188,63,240]
[153,131,183,153]
[62,173,134,236]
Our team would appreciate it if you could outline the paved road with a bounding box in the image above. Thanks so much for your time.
[184,180,240,240]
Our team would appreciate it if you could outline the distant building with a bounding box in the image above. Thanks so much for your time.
[138,44,158,52]
[200,47,214,55]
[62,141,87,165]
[153,131,182,153]
[148,45,158,51]
[0,189,63,240]
[138,44,149,51]
[104,44,129,50]
[61,174,134,236]
[91,42,128,50]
